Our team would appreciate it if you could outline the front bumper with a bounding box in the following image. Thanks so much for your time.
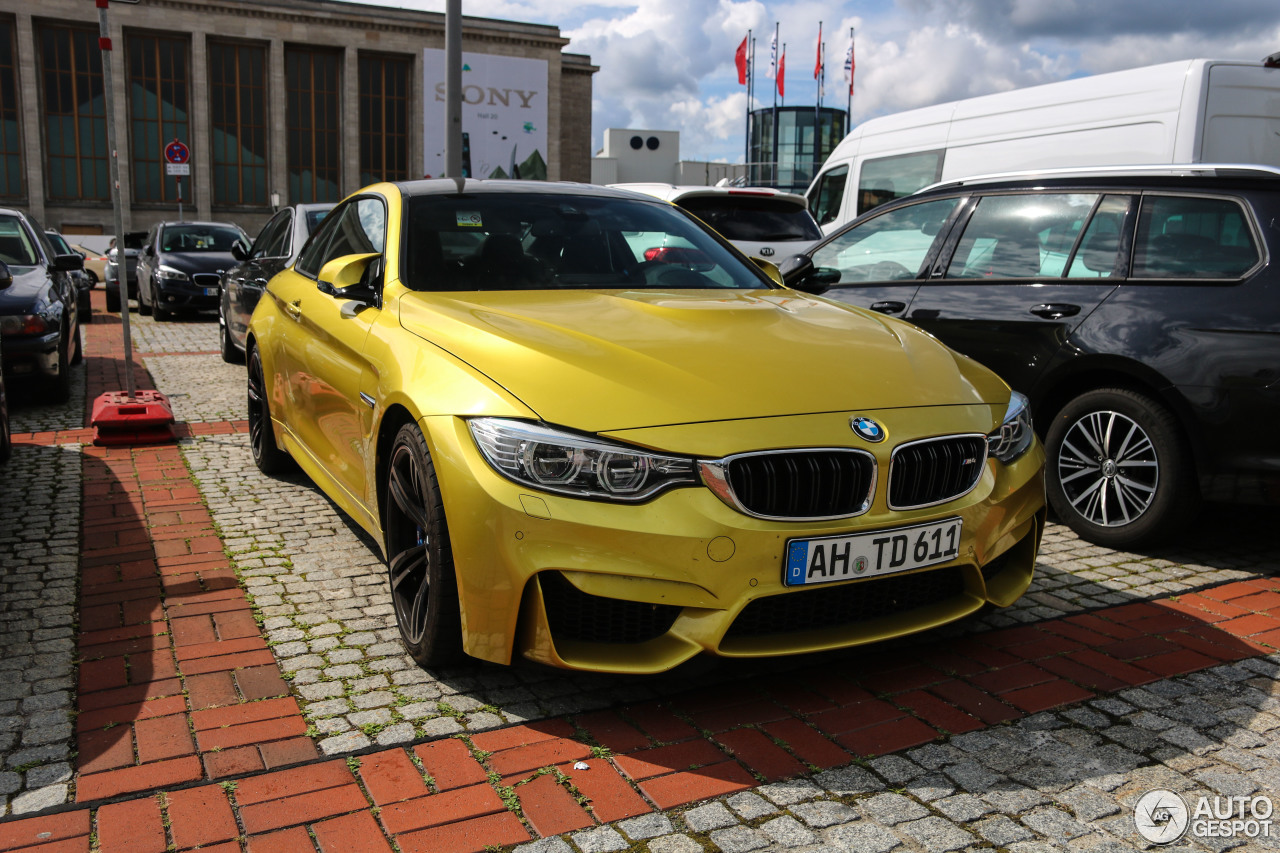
[154,277,221,311]
[424,406,1046,674]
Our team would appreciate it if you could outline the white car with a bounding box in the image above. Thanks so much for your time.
[610,183,822,262]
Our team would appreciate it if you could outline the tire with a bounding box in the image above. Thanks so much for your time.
[138,280,152,316]
[219,315,244,364]
[43,336,71,404]
[70,321,83,365]
[247,346,292,474]
[153,298,170,322]
[385,423,464,668]
[1045,387,1198,549]
[105,286,120,313]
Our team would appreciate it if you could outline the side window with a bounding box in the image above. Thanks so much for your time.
[1066,195,1131,279]
[946,193,1099,280]
[251,213,291,260]
[296,198,387,279]
[1132,195,1259,279]
[811,198,958,283]
[857,150,945,216]
[808,165,848,227]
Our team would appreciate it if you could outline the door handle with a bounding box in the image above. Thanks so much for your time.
[1029,303,1080,319]
[285,299,301,319]
[870,301,907,314]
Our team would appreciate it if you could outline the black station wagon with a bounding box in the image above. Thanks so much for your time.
[782,166,1280,549]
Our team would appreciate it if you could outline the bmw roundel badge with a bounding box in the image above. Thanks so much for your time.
[850,416,885,443]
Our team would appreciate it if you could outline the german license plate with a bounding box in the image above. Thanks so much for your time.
[204,287,218,296]
[784,517,962,587]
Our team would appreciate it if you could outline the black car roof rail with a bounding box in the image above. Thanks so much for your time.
[917,163,1280,194]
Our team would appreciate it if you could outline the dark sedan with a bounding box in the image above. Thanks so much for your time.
[136,221,247,321]
[0,208,83,402]
[219,203,333,362]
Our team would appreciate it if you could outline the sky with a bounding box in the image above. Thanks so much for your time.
[347,0,1280,164]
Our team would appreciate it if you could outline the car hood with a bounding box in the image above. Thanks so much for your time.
[397,289,1007,432]
[0,265,51,314]
[158,251,238,275]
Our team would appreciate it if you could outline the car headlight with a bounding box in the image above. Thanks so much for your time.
[987,391,1034,463]
[157,265,189,281]
[469,418,699,502]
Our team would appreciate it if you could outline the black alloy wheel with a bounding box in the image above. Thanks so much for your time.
[246,346,291,474]
[105,285,120,314]
[152,280,171,321]
[1046,387,1197,549]
[385,423,463,667]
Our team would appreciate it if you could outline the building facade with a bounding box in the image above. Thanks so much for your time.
[748,106,847,193]
[0,0,596,236]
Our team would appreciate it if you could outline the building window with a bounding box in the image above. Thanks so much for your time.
[209,41,267,207]
[39,24,108,201]
[286,48,340,203]
[129,34,189,204]
[0,18,21,198]
[359,53,409,185]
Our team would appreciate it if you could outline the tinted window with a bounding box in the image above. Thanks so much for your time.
[1132,195,1259,279]
[676,196,822,242]
[401,193,771,292]
[160,224,243,253]
[858,150,944,216]
[1066,195,1130,279]
[808,165,847,227]
[251,212,291,260]
[812,198,958,283]
[0,215,38,266]
[296,197,386,278]
[947,194,1099,280]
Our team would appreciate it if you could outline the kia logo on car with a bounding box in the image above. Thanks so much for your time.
[759,247,774,256]
[850,416,885,442]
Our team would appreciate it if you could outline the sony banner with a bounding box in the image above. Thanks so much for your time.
[422,50,549,180]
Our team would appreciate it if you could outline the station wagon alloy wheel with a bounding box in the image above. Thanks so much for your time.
[1057,409,1158,526]
[1046,388,1195,549]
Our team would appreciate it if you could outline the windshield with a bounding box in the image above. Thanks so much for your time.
[677,196,822,242]
[160,224,244,253]
[0,216,39,266]
[401,193,774,292]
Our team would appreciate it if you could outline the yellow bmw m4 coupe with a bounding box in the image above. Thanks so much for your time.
[247,180,1045,674]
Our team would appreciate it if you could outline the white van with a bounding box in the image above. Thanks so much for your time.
[806,57,1280,233]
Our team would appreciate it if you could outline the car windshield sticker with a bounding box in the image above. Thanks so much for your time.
[457,211,483,228]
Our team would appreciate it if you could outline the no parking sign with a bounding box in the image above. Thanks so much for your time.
[165,139,190,175]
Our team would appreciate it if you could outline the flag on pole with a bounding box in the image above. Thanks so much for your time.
[735,35,748,84]
[843,35,855,95]
[778,48,786,96]
[814,22,823,79]
[767,29,777,79]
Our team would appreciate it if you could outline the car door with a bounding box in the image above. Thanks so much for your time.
[272,196,387,510]
[809,196,962,317]
[904,191,1131,396]
[232,211,292,338]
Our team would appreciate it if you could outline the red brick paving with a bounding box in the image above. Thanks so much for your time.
[5,296,1280,851]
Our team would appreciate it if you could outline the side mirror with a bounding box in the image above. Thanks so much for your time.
[52,253,84,272]
[232,241,249,262]
[0,260,11,288]
[777,254,839,295]
[317,252,381,304]
[749,256,784,286]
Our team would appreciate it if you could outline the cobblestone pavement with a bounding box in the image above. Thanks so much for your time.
[0,441,80,817]
[516,653,1280,853]
[3,304,1280,851]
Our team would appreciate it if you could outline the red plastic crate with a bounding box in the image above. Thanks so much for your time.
[91,390,175,446]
